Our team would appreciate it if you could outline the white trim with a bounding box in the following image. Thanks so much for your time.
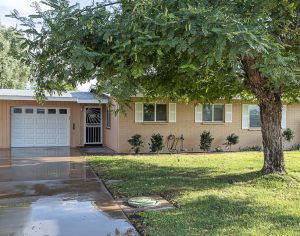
[0,95,107,104]
[195,104,203,123]
[242,104,249,129]
[281,105,287,129]
[135,102,144,123]
[168,103,176,123]
[225,104,233,123]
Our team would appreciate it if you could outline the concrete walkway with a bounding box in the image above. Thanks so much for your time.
[0,147,138,236]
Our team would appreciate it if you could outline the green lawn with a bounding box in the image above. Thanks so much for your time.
[88,152,300,236]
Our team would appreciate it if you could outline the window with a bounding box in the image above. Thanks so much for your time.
[48,109,56,114]
[203,104,224,122]
[59,109,68,114]
[37,109,45,114]
[156,104,167,121]
[106,108,111,128]
[13,108,22,114]
[143,103,167,122]
[249,105,261,128]
[25,108,34,114]
[143,104,155,121]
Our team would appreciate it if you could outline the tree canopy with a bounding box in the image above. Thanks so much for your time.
[11,0,300,173]
[10,0,299,102]
[0,23,30,89]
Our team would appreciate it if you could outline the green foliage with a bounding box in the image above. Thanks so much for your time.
[149,133,164,153]
[128,134,143,154]
[200,131,214,151]
[225,133,239,151]
[282,128,295,142]
[9,0,299,103]
[215,146,223,152]
[239,146,262,152]
[290,144,300,151]
[0,23,30,89]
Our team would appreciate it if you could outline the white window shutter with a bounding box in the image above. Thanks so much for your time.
[225,104,233,123]
[195,104,203,123]
[242,104,249,129]
[169,103,176,123]
[135,102,143,123]
[281,105,287,129]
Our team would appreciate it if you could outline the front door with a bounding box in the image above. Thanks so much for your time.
[84,107,102,145]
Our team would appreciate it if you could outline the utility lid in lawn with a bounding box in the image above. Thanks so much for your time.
[127,197,158,208]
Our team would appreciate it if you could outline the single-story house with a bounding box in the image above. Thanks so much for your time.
[0,88,298,153]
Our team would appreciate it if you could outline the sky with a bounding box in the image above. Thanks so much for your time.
[0,0,101,91]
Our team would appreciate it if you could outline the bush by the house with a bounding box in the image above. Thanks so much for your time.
[282,128,294,142]
[149,133,164,153]
[239,145,262,152]
[128,134,144,154]
[215,146,223,152]
[289,143,300,151]
[200,131,214,151]
[224,133,239,151]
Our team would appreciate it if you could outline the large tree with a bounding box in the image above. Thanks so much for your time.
[11,0,299,173]
[0,23,30,88]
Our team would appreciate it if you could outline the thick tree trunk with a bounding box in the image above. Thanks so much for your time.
[242,55,285,174]
[259,95,285,173]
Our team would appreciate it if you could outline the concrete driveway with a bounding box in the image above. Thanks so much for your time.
[0,147,138,236]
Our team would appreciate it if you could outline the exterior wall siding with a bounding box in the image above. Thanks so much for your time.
[102,104,120,152]
[118,101,300,153]
[0,100,100,148]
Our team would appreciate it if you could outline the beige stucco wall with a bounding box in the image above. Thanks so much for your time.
[118,101,300,153]
[102,104,119,152]
[0,100,102,148]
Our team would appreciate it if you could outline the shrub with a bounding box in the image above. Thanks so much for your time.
[239,145,262,152]
[200,131,214,151]
[149,133,164,153]
[128,134,143,154]
[282,128,294,142]
[224,133,239,151]
[290,143,300,151]
[215,146,223,152]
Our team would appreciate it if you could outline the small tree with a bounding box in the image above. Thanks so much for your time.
[200,131,214,152]
[224,133,239,151]
[149,133,164,153]
[128,134,143,154]
[282,128,294,142]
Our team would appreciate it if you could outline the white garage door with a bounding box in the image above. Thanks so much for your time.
[11,107,70,147]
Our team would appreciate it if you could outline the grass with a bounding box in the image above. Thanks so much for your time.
[88,152,300,236]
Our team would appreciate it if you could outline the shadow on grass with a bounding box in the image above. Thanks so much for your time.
[89,158,265,198]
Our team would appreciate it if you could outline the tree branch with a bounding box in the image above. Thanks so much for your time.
[82,1,121,12]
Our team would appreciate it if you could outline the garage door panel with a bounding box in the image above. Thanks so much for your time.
[12,118,24,128]
[11,107,70,147]
[24,129,35,138]
[24,139,35,146]
[35,139,46,145]
[24,118,35,127]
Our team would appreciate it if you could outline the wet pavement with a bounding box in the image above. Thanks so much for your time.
[0,147,138,236]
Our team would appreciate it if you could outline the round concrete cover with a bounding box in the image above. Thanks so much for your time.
[127,197,158,208]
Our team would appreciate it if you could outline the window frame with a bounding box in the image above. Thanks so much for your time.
[202,104,225,123]
[143,103,168,123]
[248,104,261,128]
[106,108,111,129]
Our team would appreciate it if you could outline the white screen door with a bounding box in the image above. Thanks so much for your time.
[84,107,102,144]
